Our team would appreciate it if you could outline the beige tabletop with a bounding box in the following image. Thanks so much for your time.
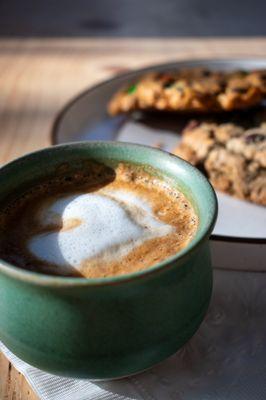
[1,37,266,399]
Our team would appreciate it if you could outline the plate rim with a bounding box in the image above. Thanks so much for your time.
[51,57,266,245]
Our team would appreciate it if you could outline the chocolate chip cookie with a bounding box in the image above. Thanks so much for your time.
[108,69,266,115]
[174,121,266,206]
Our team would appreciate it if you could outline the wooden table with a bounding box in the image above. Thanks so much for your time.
[1,37,266,399]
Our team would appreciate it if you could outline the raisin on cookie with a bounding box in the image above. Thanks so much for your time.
[174,121,266,206]
[108,69,266,115]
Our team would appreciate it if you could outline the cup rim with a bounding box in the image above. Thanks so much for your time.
[0,141,218,287]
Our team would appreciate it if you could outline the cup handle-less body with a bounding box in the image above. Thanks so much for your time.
[0,242,212,379]
[0,141,217,379]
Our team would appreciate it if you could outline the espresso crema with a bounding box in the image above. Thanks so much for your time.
[0,162,198,278]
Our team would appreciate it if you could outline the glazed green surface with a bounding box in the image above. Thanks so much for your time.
[0,142,217,378]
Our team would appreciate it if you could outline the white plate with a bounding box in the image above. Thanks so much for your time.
[52,59,266,271]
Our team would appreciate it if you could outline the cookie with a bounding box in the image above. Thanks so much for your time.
[205,148,266,205]
[108,69,266,115]
[174,121,266,206]
[227,127,266,167]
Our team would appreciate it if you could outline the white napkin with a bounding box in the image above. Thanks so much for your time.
[1,268,266,400]
[0,343,142,400]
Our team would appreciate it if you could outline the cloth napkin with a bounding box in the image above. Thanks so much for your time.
[1,268,266,400]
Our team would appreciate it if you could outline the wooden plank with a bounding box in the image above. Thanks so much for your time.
[0,352,39,399]
[1,37,266,399]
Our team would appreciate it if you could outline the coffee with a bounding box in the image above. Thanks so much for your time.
[0,162,198,278]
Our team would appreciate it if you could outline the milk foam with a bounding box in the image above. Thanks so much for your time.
[28,190,174,272]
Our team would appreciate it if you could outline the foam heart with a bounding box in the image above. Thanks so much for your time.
[28,190,174,273]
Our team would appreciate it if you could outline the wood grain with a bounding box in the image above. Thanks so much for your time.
[0,352,38,400]
[1,37,266,399]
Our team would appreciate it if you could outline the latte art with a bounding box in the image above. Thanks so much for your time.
[0,162,198,278]
[29,191,174,272]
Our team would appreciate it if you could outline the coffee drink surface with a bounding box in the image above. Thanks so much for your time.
[0,162,198,278]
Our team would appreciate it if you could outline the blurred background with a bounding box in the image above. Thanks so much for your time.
[1,0,266,37]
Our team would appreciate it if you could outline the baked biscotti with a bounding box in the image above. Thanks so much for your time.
[174,121,266,206]
[108,69,266,115]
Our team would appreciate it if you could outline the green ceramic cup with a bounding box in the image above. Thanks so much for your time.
[0,142,217,379]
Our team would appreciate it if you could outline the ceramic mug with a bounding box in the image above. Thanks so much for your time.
[0,142,217,379]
